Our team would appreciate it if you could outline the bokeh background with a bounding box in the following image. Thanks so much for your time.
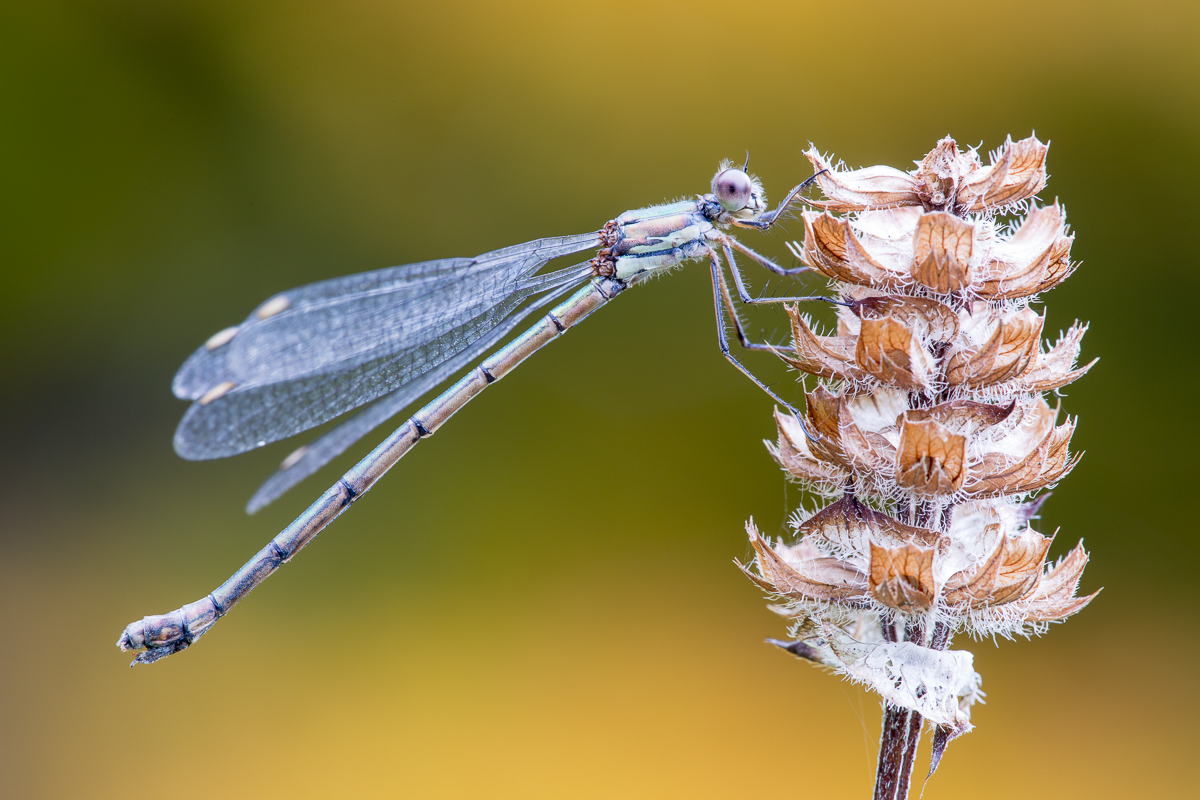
[2,1,1197,797]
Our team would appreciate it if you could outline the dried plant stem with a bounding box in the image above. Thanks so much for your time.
[874,706,908,800]
[876,616,921,799]
[875,703,921,800]
[875,614,941,798]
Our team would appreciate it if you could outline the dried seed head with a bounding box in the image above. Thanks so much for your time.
[742,136,1096,765]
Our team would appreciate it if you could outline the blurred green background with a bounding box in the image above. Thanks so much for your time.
[2,0,1196,797]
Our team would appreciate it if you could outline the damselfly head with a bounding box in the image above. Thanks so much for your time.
[712,167,754,212]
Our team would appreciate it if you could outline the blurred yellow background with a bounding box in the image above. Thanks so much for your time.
[2,0,1197,797]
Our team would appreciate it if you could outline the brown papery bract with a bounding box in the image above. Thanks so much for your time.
[740,136,1096,798]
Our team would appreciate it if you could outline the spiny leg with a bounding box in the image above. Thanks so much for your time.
[720,237,845,309]
[721,234,810,278]
[709,251,820,443]
[714,257,782,354]
[732,170,827,232]
[719,241,841,442]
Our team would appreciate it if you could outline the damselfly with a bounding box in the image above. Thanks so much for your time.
[118,162,835,664]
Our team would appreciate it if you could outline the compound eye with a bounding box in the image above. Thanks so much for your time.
[713,168,754,212]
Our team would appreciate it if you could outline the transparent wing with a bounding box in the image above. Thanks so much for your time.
[173,232,603,399]
[244,278,582,513]
[173,256,596,460]
[175,261,592,460]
